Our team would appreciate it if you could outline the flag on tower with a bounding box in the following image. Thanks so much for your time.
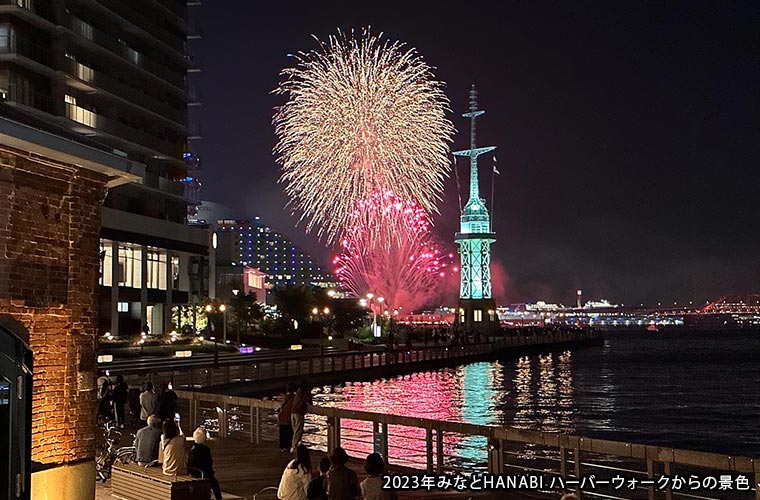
[493,156,501,175]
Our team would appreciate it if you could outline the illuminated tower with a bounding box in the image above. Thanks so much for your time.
[454,86,498,330]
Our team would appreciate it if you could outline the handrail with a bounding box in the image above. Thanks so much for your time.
[176,389,760,476]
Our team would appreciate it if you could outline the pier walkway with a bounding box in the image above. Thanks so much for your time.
[95,434,540,500]
[119,331,601,394]
[168,390,760,500]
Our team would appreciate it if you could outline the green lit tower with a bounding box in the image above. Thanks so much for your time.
[454,86,498,330]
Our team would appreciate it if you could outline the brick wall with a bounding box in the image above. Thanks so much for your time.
[0,145,107,465]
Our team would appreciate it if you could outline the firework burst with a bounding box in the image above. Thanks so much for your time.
[273,29,454,244]
[334,191,456,309]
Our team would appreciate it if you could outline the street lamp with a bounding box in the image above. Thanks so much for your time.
[312,307,329,356]
[219,304,227,344]
[205,303,228,344]
[209,335,218,368]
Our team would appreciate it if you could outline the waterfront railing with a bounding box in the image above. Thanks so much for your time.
[175,389,760,500]
[121,331,595,389]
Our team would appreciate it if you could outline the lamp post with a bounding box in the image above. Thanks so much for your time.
[210,336,218,368]
[366,293,377,339]
[312,306,331,356]
[219,304,227,344]
[205,303,228,342]
[377,296,385,339]
[391,308,398,347]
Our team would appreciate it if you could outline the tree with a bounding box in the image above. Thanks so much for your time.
[230,292,264,338]
[332,298,368,337]
[272,285,314,327]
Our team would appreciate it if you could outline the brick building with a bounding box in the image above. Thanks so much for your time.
[0,117,136,499]
[0,0,206,339]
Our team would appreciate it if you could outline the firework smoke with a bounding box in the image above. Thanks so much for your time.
[334,191,456,310]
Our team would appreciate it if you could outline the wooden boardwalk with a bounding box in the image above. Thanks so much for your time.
[96,436,551,500]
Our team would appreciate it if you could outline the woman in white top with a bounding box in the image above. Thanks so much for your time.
[277,444,312,500]
[158,418,186,476]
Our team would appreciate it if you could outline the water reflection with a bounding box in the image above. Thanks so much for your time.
[311,354,585,469]
[293,332,760,463]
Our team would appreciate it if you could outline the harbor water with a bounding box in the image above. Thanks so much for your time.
[311,330,760,459]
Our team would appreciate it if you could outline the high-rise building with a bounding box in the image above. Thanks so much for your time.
[216,217,337,296]
[0,0,207,337]
[454,86,498,330]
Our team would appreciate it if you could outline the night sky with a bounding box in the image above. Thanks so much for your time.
[192,1,760,306]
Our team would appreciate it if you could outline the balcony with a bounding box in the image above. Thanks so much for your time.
[64,13,185,91]
[0,34,52,68]
[186,84,201,106]
[143,171,186,197]
[187,122,201,140]
[0,83,54,114]
[87,0,187,55]
[65,102,179,158]
[0,0,54,23]
[61,57,186,126]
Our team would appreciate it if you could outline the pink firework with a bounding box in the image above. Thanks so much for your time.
[334,191,456,310]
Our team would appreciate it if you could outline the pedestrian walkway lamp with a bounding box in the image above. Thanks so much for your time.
[209,335,218,368]
[205,303,228,345]
[312,307,331,356]
[219,304,227,344]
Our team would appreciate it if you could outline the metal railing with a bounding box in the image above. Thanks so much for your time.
[120,332,595,389]
[176,390,760,500]
[0,35,52,66]
[0,83,55,114]
[64,102,179,157]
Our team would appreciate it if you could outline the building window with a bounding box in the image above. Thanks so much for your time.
[146,251,167,290]
[474,309,483,322]
[117,246,141,288]
[171,255,180,289]
[117,302,129,313]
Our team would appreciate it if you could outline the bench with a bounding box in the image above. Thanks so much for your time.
[112,463,211,500]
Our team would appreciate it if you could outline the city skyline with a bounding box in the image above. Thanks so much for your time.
[194,1,760,305]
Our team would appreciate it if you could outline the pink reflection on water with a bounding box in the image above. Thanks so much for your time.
[313,372,468,469]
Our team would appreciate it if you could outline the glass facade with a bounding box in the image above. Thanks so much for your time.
[0,327,32,500]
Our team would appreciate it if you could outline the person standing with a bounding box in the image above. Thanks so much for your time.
[279,383,296,452]
[158,418,186,476]
[158,382,178,422]
[139,382,158,426]
[111,375,129,428]
[188,428,223,500]
[290,381,311,453]
[133,415,162,465]
[97,378,113,422]
[326,447,359,500]
[277,444,312,500]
